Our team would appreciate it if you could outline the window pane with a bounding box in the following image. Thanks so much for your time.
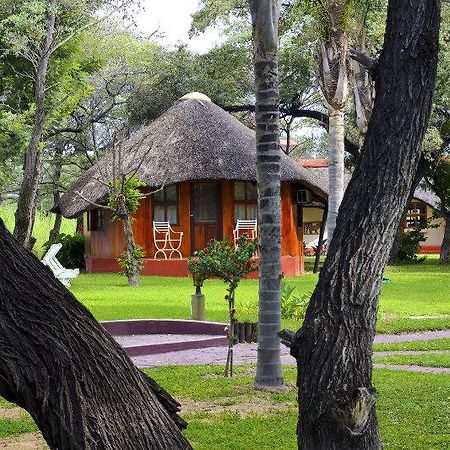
[193,183,218,222]
[247,204,257,220]
[154,188,164,202]
[247,183,257,200]
[166,185,177,201]
[234,204,246,221]
[154,205,165,222]
[234,182,245,200]
[167,206,178,224]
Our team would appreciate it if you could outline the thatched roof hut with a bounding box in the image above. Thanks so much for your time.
[56,93,323,218]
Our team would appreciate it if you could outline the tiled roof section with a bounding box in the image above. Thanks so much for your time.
[300,159,329,168]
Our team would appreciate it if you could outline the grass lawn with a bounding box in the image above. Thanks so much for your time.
[1,366,448,449]
[71,256,450,334]
[373,338,450,352]
[373,353,450,369]
[0,204,76,257]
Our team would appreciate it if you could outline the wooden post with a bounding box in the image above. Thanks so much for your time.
[314,205,328,274]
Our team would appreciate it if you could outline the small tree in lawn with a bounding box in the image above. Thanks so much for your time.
[76,130,147,287]
[188,236,258,377]
[108,173,146,287]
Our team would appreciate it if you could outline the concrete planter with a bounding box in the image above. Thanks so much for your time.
[190,293,206,321]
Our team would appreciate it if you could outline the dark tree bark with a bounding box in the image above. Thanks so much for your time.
[0,220,191,449]
[13,0,57,249]
[440,211,450,263]
[249,0,285,390]
[49,146,64,241]
[290,1,440,449]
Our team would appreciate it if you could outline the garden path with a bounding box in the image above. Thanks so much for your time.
[129,329,450,374]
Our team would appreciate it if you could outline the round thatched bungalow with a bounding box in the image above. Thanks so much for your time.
[55,93,326,276]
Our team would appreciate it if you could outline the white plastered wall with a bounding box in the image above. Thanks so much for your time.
[303,207,325,244]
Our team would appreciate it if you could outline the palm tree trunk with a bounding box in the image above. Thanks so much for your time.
[249,0,285,391]
[291,1,440,448]
[327,110,345,244]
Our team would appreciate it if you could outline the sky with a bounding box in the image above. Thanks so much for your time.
[135,0,223,53]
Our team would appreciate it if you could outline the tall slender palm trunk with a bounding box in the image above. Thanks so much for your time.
[327,110,345,243]
[249,0,285,390]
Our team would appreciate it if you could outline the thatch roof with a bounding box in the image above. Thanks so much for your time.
[56,93,323,218]
[298,161,441,209]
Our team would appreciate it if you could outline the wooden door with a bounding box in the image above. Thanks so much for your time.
[191,182,222,253]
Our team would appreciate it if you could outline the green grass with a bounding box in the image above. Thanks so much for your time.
[0,204,76,257]
[0,398,38,438]
[71,255,450,334]
[0,366,448,448]
[373,339,450,352]
[145,365,449,450]
[374,353,450,369]
[0,419,37,439]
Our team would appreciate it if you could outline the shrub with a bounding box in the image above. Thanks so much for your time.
[117,245,145,278]
[281,282,310,321]
[43,233,85,269]
[397,219,437,263]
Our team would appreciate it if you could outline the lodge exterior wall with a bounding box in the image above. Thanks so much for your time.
[84,180,305,275]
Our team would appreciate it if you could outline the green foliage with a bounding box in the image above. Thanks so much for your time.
[281,282,310,321]
[398,223,430,263]
[107,176,146,220]
[43,233,85,269]
[117,245,144,278]
[187,236,258,291]
[0,204,76,256]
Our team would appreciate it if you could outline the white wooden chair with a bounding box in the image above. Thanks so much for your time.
[233,219,258,246]
[42,243,80,288]
[153,221,184,259]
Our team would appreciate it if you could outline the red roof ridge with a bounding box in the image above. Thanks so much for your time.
[300,159,329,168]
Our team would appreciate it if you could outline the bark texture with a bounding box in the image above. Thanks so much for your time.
[49,146,63,240]
[291,1,440,448]
[122,211,140,287]
[13,0,57,249]
[440,211,450,263]
[327,110,345,243]
[249,0,285,390]
[0,220,191,449]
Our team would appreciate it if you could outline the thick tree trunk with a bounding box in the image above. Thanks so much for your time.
[327,110,345,244]
[440,211,450,263]
[249,0,285,391]
[13,1,56,249]
[49,147,64,241]
[0,219,191,449]
[122,213,140,287]
[291,1,440,448]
